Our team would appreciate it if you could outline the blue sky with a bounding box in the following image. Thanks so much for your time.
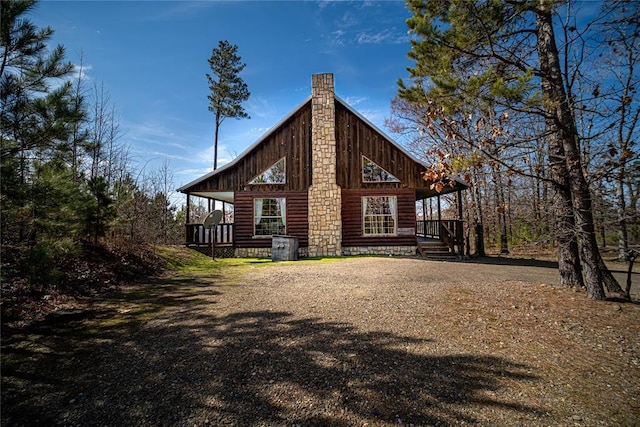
[30,0,414,195]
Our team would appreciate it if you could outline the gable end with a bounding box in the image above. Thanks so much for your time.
[335,101,428,190]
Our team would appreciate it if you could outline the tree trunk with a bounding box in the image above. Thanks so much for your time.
[475,223,485,257]
[536,5,623,299]
[550,150,584,289]
[214,111,221,170]
[535,6,583,290]
[626,250,638,298]
[492,165,509,255]
[470,166,486,256]
[616,174,629,261]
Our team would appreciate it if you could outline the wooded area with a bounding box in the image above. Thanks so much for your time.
[1,0,638,303]
[1,0,184,296]
[390,0,639,299]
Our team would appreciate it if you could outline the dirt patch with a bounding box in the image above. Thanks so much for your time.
[2,256,639,426]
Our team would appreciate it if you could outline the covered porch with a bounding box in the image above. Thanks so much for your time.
[184,190,236,255]
[183,187,466,258]
[415,187,465,257]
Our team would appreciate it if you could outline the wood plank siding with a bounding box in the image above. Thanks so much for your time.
[341,188,417,247]
[335,101,428,190]
[234,191,309,248]
[185,99,431,195]
[188,101,312,194]
[179,73,468,256]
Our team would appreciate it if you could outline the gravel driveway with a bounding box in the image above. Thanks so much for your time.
[3,256,639,426]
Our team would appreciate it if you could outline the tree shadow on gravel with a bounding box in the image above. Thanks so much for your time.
[462,256,559,269]
[2,281,544,426]
[461,255,640,280]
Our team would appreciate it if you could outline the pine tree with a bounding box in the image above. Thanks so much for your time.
[1,0,87,288]
[399,0,625,299]
[206,40,250,170]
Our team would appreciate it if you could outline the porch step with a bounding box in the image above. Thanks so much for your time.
[417,241,457,259]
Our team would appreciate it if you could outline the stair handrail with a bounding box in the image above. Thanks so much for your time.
[440,222,456,253]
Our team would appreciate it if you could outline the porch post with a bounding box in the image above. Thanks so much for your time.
[457,190,464,256]
[185,194,191,245]
[422,199,427,237]
[186,193,191,223]
[437,195,442,222]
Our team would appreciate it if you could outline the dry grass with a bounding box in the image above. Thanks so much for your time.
[2,252,639,426]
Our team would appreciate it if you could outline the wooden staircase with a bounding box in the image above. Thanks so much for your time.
[417,240,457,260]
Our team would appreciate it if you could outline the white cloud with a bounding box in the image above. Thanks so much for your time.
[246,96,277,120]
[356,29,409,45]
[176,167,212,177]
[342,95,368,106]
[72,63,93,81]
[330,29,347,46]
[358,108,388,129]
[124,120,196,149]
[137,2,216,22]
[248,127,270,137]
[337,11,359,28]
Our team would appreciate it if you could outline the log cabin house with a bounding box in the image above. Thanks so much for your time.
[178,73,467,258]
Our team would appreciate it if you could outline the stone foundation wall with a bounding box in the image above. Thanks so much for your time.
[234,246,309,259]
[308,73,342,257]
[232,246,415,258]
[341,246,418,257]
[234,247,272,258]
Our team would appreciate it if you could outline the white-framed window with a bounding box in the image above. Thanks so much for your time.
[362,156,399,183]
[254,197,286,236]
[362,196,397,236]
[249,158,286,184]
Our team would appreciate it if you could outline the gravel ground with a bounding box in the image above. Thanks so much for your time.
[2,256,639,426]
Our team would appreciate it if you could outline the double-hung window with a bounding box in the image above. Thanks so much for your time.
[254,198,286,236]
[362,196,397,236]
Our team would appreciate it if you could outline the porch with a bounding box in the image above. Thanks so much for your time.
[183,184,466,258]
[185,222,234,248]
[414,187,466,257]
[416,219,464,258]
[184,218,464,258]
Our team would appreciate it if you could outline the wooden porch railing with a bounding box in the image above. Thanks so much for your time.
[416,219,464,255]
[186,223,234,246]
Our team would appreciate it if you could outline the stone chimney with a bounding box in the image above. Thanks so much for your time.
[307,73,342,257]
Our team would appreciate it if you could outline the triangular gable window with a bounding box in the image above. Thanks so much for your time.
[249,157,286,184]
[362,156,399,183]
